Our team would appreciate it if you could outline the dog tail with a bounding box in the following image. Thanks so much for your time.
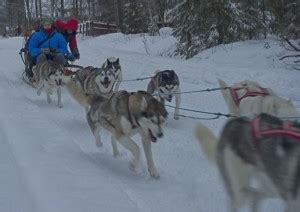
[194,122,218,162]
[218,79,239,116]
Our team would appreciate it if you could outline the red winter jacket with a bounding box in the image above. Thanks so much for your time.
[54,17,80,58]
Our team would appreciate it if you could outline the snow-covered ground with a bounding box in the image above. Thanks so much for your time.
[0,29,299,212]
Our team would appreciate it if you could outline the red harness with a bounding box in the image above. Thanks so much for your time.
[230,84,269,106]
[251,117,300,140]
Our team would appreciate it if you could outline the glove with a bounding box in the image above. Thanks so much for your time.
[66,53,75,62]
[41,48,50,54]
[49,48,57,54]
[74,53,80,60]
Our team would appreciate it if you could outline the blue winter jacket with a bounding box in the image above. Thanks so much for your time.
[28,29,68,58]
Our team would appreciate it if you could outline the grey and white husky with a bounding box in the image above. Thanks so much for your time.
[147,69,181,120]
[86,90,168,178]
[76,66,116,96]
[102,57,122,91]
[218,79,299,118]
[65,66,116,110]
[32,60,69,108]
[195,113,300,212]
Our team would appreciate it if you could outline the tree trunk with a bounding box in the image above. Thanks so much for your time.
[39,0,42,18]
[87,0,91,19]
[79,0,83,20]
[262,0,266,38]
[35,0,38,18]
[92,0,95,20]
[51,0,54,17]
[61,0,64,17]
[25,0,32,24]
[73,0,78,17]
[19,0,25,23]
[114,0,120,26]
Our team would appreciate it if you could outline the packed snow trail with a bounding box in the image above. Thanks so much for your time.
[0,32,298,211]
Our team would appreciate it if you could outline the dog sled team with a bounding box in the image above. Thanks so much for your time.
[20,17,181,179]
[20,17,300,212]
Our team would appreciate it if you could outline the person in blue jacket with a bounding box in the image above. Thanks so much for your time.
[27,18,74,79]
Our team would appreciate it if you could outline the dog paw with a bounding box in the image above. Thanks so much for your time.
[113,151,120,158]
[129,161,139,173]
[173,115,179,120]
[96,141,103,147]
[149,169,160,179]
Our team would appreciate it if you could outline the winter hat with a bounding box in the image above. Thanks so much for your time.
[41,18,54,26]
[54,19,66,30]
[65,17,79,31]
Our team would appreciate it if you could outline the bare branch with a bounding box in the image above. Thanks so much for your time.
[283,37,300,52]
[279,54,300,60]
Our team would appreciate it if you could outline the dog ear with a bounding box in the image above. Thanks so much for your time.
[154,69,161,74]
[107,58,111,64]
[116,58,119,63]
[140,97,148,111]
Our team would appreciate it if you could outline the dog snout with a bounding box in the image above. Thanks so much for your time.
[58,79,62,85]
[104,76,109,82]
[55,79,62,86]
[157,132,163,138]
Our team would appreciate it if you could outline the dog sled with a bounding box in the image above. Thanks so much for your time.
[19,43,83,87]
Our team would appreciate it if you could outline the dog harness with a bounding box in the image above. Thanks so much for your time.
[230,84,269,106]
[251,117,300,140]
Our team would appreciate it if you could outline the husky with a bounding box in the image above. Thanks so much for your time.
[195,113,300,212]
[76,66,116,96]
[32,60,69,108]
[147,70,181,120]
[102,57,122,91]
[218,79,299,118]
[65,66,116,110]
[86,90,168,178]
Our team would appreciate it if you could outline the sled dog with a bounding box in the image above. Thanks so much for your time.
[86,90,168,178]
[76,66,116,96]
[65,71,93,111]
[32,60,69,108]
[65,66,116,109]
[147,70,181,120]
[102,57,122,91]
[218,79,298,118]
[195,113,300,212]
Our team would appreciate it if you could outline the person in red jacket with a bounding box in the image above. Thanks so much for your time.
[54,17,80,61]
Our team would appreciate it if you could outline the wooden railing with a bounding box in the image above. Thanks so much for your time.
[79,21,118,37]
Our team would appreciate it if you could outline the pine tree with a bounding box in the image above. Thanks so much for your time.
[171,0,234,58]
[122,0,149,34]
[283,0,299,38]
[229,0,268,40]
[171,0,273,58]
[264,0,299,38]
[171,0,201,58]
